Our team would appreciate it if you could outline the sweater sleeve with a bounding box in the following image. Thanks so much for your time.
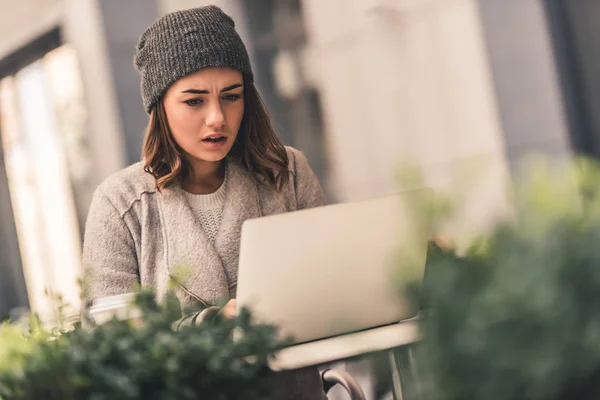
[82,188,140,304]
[289,147,327,209]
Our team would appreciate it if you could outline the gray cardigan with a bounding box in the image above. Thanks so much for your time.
[83,146,325,306]
[83,146,327,399]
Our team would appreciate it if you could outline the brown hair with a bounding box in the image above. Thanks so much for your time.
[142,76,289,191]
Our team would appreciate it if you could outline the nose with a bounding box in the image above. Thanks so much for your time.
[206,101,226,129]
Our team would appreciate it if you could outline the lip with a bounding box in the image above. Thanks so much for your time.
[202,132,227,140]
[201,134,228,149]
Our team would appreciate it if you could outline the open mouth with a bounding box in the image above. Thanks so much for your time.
[202,136,226,143]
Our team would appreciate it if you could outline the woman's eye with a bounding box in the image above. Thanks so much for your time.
[223,94,241,102]
[184,98,203,106]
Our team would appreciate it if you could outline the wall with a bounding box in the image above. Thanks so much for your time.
[302,0,512,241]
[0,0,61,63]
[96,0,159,164]
[478,0,573,170]
[62,0,128,183]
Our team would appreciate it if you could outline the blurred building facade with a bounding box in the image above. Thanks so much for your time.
[0,0,596,333]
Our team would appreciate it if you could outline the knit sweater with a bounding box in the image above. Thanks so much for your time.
[183,165,227,244]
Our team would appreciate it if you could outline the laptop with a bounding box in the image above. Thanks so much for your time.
[236,188,432,349]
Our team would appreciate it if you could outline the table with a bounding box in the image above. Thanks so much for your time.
[269,314,422,399]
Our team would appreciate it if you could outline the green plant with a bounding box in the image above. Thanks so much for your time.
[410,157,600,400]
[0,290,286,400]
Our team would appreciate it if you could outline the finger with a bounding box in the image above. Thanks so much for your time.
[223,307,236,319]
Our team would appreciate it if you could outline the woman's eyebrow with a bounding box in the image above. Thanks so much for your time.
[181,83,243,94]
[220,83,243,92]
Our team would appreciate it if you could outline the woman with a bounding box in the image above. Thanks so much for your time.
[83,5,327,399]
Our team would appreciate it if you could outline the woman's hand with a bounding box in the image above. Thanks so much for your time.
[219,299,237,319]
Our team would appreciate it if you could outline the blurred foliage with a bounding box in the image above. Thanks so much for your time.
[409,157,600,400]
[0,290,285,400]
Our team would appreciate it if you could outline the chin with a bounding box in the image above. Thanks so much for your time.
[195,149,231,163]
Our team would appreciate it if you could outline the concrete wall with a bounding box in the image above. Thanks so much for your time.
[62,0,128,181]
[478,0,573,170]
[96,0,159,164]
[301,0,512,241]
[0,0,61,62]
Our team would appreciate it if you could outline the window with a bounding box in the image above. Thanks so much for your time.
[0,42,86,322]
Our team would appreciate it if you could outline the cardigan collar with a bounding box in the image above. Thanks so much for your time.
[156,157,262,305]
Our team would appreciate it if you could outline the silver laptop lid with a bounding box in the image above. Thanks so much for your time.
[236,188,432,344]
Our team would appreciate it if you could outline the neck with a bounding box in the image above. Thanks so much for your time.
[183,159,225,194]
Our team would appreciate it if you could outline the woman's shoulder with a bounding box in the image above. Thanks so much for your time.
[284,146,309,174]
[93,162,157,213]
[282,146,327,208]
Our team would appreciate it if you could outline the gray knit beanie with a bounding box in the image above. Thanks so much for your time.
[134,5,253,113]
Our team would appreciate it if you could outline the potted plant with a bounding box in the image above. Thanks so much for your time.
[0,290,285,400]
[409,158,600,400]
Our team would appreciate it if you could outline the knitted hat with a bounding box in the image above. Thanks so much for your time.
[134,5,253,113]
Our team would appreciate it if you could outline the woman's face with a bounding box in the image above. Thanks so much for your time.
[162,67,244,165]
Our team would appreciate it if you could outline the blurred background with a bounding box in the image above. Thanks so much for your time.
[0,0,599,394]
